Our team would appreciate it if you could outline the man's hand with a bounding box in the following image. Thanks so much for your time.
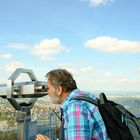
[36,134,50,140]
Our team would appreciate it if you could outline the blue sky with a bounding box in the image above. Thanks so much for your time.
[0,0,140,95]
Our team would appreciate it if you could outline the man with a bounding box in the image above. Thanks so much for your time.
[36,69,109,140]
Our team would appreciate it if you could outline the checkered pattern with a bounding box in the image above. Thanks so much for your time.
[61,89,109,140]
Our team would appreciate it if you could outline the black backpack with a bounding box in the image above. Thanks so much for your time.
[72,93,140,140]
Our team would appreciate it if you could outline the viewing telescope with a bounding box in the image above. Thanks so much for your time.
[0,80,47,98]
[0,68,47,110]
[0,68,47,98]
[0,68,48,140]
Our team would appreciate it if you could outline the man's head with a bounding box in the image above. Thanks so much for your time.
[45,69,77,104]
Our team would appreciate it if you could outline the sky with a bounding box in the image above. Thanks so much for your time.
[0,0,140,95]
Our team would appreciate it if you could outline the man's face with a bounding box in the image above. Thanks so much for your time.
[47,80,60,104]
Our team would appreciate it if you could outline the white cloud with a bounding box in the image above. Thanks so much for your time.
[89,0,114,6]
[105,71,113,76]
[5,61,25,72]
[136,66,140,72]
[66,68,77,75]
[7,43,30,49]
[85,36,140,53]
[114,77,140,90]
[31,38,67,60]
[1,62,34,82]
[80,66,94,73]
[0,54,12,59]
[59,65,94,76]
[61,66,77,75]
[116,78,129,83]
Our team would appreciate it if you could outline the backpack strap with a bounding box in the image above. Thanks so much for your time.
[59,108,65,140]
[71,96,99,106]
[72,93,108,105]
[100,92,108,104]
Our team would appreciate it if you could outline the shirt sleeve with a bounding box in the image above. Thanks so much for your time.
[64,101,93,140]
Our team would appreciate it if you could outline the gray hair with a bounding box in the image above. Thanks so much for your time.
[45,69,77,92]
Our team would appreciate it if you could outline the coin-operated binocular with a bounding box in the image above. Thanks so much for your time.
[0,68,48,140]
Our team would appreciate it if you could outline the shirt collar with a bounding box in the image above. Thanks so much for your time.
[61,88,80,109]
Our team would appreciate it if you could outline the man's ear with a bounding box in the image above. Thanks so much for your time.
[56,85,63,96]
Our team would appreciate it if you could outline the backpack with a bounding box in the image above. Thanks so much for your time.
[72,93,140,140]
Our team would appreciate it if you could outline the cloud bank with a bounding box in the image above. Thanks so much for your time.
[7,43,30,49]
[85,36,140,53]
[89,0,114,6]
[32,38,67,60]
[5,61,25,72]
[0,54,12,59]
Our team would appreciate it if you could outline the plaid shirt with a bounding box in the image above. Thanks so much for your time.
[61,89,109,140]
